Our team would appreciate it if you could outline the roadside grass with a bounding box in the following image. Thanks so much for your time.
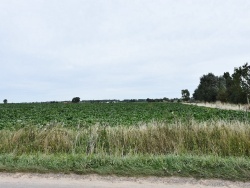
[0,120,250,157]
[1,120,250,181]
[0,153,250,181]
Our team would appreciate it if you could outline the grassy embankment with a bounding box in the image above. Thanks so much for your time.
[0,119,250,180]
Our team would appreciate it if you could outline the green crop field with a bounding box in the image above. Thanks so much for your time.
[0,102,250,180]
[0,102,249,129]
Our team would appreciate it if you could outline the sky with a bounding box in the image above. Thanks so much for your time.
[0,0,250,103]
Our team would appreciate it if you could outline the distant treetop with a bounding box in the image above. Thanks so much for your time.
[72,97,80,103]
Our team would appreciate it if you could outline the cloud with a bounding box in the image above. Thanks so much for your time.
[0,0,250,102]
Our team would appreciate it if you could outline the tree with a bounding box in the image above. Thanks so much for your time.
[193,63,250,104]
[72,97,80,103]
[193,73,220,102]
[3,99,7,104]
[229,66,247,104]
[221,72,233,102]
[181,89,190,101]
[216,76,227,102]
[240,63,250,104]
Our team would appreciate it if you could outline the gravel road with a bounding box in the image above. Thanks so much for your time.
[0,173,249,188]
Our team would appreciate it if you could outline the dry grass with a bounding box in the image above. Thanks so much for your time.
[186,101,250,111]
[0,120,250,157]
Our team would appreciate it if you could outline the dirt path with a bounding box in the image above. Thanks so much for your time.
[184,102,249,111]
[0,173,249,188]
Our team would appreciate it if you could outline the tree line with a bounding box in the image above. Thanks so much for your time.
[192,63,250,104]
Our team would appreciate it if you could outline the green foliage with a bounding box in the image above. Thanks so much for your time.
[193,63,250,104]
[227,66,247,103]
[0,102,250,179]
[0,103,249,129]
[241,63,250,93]
[193,73,219,102]
[3,99,7,104]
[181,89,190,101]
[1,153,250,180]
[72,97,80,103]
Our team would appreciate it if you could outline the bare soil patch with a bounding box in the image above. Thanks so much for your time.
[0,173,250,188]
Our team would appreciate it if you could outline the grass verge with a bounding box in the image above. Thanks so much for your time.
[0,154,250,181]
[1,120,250,157]
[1,120,250,181]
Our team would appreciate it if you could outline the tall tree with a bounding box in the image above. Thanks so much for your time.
[181,89,190,101]
[193,73,219,102]
[222,72,233,102]
[240,63,250,104]
[230,66,247,104]
[3,99,7,104]
[193,63,250,104]
[216,76,227,102]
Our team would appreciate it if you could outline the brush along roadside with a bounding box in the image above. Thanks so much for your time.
[0,120,250,180]
[0,120,249,156]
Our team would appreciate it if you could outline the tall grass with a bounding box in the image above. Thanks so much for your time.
[0,120,250,157]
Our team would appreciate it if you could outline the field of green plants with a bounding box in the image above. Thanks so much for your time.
[0,102,250,180]
[0,102,249,129]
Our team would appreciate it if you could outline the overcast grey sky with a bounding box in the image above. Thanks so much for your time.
[0,0,250,102]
